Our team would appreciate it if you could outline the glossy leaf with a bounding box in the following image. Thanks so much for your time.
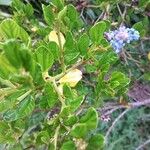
[70,123,87,138]
[60,141,76,150]
[34,46,54,71]
[78,33,90,56]
[47,42,60,61]
[0,54,16,79]
[64,115,78,126]
[87,134,104,150]
[89,21,106,44]
[29,61,44,85]
[41,83,58,108]
[52,0,64,11]
[0,121,15,143]
[3,40,22,69]
[42,4,54,26]
[80,107,98,129]
[0,19,30,44]
[133,21,146,37]
[68,96,84,113]
[64,31,75,50]
[0,89,27,112]
[19,48,33,72]
[3,96,35,122]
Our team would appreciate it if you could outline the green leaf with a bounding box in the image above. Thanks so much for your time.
[139,0,150,7]
[36,130,50,145]
[80,107,98,129]
[69,96,84,113]
[65,52,80,65]
[34,46,54,71]
[78,33,90,56]
[47,42,60,61]
[52,0,64,11]
[24,3,34,17]
[12,0,23,11]
[0,121,10,133]
[103,20,111,31]
[28,112,45,127]
[109,71,130,94]
[60,141,76,150]
[12,0,33,17]
[3,40,22,69]
[85,64,97,73]
[3,96,35,122]
[143,72,150,81]
[89,21,106,44]
[87,134,104,150]
[68,109,97,138]
[70,123,87,138]
[0,89,27,112]
[98,50,117,68]
[29,61,44,85]
[42,4,54,26]
[41,83,58,109]
[0,53,16,79]
[64,115,78,126]
[63,84,74,99]
[133,21,145,37]
[100,38,110,47]
[64,31,75,50]
[17,96,35,117]
[0,19,30,44]
[0,121,15,143]
[19,48,33,72]
[41,131,50,144]
[58,4,80,30]
[58,6,67,20]
[66,4,77,22]
[3,109,18,122]
[60,106,71,118]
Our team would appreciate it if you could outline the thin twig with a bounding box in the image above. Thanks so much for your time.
[105,109,130,144]
[95,11,105,23]
[117,4,124,23]
[103,106,125,116]
[46,59,85,82]
[135,139,150,150]
[130,99,150,108]
[17,90,32,101]
[80,8,87,24]
[54,125,60,150]
[52,80,65,107]
[99,98,150,116]
[98,99,150,111]
[86,5,101,8]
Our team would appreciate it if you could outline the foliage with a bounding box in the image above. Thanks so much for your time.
[0,0,149,150]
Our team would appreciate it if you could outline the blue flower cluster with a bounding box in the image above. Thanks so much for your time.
[105,26,140,53]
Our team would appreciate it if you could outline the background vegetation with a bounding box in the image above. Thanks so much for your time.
[0,0,150,150]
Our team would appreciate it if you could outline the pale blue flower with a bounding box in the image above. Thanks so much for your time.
[105,26,140,53]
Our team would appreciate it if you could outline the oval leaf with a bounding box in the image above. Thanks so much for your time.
[34,46,54,71]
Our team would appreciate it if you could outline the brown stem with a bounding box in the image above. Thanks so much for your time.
[105,109,130,144]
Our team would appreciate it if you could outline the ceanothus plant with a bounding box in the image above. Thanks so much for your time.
[105,26,140,53]
[0,0,140,149]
